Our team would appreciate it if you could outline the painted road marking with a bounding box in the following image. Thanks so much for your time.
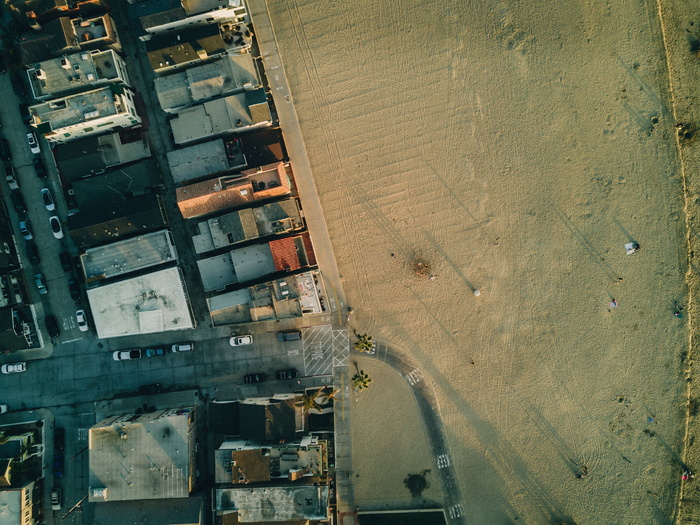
[449,504,464,519]
[63,316,76,331]
[437,454,450,468]
[406,369,423,385]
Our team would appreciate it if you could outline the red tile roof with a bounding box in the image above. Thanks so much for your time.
[269,236,300,272]
[301,232,316,266]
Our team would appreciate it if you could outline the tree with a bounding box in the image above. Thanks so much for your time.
[352,370,372,392]
[323,386,340,403]
[353,332,376,353]
[296,389,325,415]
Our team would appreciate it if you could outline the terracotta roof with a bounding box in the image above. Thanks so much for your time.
[231,449,270,484]
[301,232,317,266]
[177,179,254,219]
[269,237,300,272]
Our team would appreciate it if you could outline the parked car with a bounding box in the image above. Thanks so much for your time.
[1,362,26,374]
[45,315,60,338]
[51,487,61,510]
[244,373,266,384]
[275,368,299,380]
[54,428,65,452]
[170,342,194,353]
[113,349,141,361]
[11,192,26,213]
[145,346,166,357]
[0,405,8,414]
[33,157,47,179]
[0,138,11,162]
[277,330,301,342]
[138,383,162,395]
[26,132,40,154]
[67,279,81,301]
[49,216,63,239]
[59,252,72,272]
[5,165,18,190]
[229,335,253,347]
[18,103,30,124]
[26,242,40,265]
[35,273,48,295]
[75,309,88,332]
[19,219,32,240]
[41,188,55,211]
[53,454,64,478]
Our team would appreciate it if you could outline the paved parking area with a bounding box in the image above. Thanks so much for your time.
[302,325,349,376]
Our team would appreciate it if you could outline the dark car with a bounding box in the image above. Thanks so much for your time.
[275,368,299,380]
[145,347,166,358]
[54,428,65,452]
[277,330,301,342]
[10,192,26,213]
[59,252,72,272]
[18,103,30,124]
[53,454,64,478]
[26,242,40,265]
[10,73,26,98]
[138,383,162,395]
[0,138,11,162]
[45,315,60,338]
[244,373,266,384]
[33,158,47,179]
[68,279,81,301]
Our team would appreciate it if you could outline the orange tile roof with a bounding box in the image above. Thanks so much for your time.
[301,232,316,266]
[269,236,300,272]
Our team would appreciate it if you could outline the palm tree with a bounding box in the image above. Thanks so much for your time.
[352,370,372,391]
[296,389,325,414]
[353,332,375,353]
[323,386,340,403]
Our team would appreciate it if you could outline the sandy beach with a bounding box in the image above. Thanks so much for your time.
[265,0,696,522]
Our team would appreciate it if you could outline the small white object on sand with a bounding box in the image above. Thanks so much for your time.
[624,242,639,255]
[473,289,481,296]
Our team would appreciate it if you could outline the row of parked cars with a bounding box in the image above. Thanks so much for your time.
[112,342,194,361]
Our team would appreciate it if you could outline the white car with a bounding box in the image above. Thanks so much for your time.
[49,216,63,239]
[1,362,26,374]
[229,335,253,347]
[27,132,40,154]
[41,188,55,211]
[113,349,142,361]
[51,488,61,511]
[75,309,88,332]
[171,342,194,353]
[5,166,18,190]
[0,405,8,414]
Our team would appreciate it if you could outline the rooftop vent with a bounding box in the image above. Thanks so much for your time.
[61,58,71,70]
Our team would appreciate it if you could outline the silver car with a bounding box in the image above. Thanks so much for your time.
[1,362,26,374]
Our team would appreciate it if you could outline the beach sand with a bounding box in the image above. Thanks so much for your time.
[266,0,694,522]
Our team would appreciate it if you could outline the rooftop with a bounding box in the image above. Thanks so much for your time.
[215,485,329,522]
[155,53,259,112]
[176,162,291,219]
[29,84,128,130]
[92,498,203,525]
[81,230,177,283]
[145,23,232,71]
[167,138,245,185]
[86,266,194,338]
[19,17,79,64]
[27,49,122,99]
[89,408,195,502]
[0,482,33,525]
[55,131,152,180]
[169,89,271,144]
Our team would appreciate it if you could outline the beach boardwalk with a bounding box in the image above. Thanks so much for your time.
[302,325,349,376]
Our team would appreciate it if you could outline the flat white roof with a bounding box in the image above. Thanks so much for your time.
[87,266,194,339]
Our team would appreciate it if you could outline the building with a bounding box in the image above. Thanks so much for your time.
[145,22,248,76]
[196,233,317,292]
[130,0,248,42]
[89,407,196,502]
[54,130,152,180]
[215,434,326,485]
[86,266,194,339]
[192,198,303,254]
[154,53,259,113]
[215,485,329,523]
[0,433,36,463]
[6,0,108,30]
[207,270,326,325]
[81,230,178,284]
[19,13,120,65]
[0,481,35,525]
[27,49,130,100]
[29,85,140,143]
[167,138,246,185]
[92,498,203,525]
[176,162,291,219]
[169,89,271,144]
